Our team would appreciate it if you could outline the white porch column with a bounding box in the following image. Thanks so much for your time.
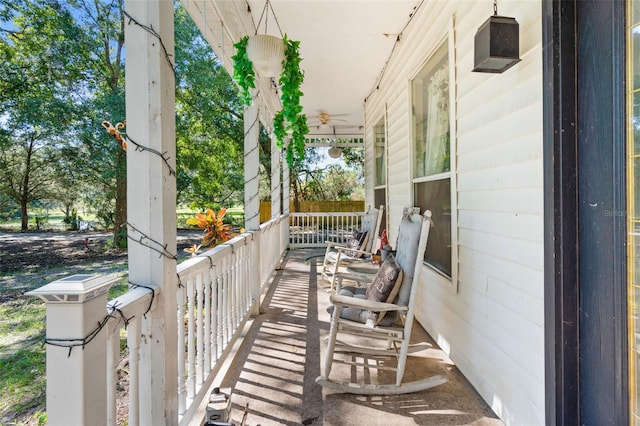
[26,275,118,426]
[283,149,290,215]
[244,102,260,231]
[270,133,281,219]
[244,103,261,315]
[124,0,178,424]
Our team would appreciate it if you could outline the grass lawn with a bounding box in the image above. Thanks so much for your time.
[0,297,47,425]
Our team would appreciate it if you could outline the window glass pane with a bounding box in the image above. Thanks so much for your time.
[635,224,640,285]
[414,179,451,276]
[374,188,386,236]
[634,3,640,25]
[634,26,640,90]
[634,91,640,151]
[374,118,386,186]
[413,42,450,178]
[635,349,640,415]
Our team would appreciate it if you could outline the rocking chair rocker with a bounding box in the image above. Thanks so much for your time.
[316,208,447,395]
[320,205,384,292]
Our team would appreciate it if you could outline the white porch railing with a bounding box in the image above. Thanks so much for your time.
[33,211,369,425]
[113,215,288,425]
[288,211,365,248]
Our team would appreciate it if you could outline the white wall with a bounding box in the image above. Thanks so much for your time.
[364,1,544,425]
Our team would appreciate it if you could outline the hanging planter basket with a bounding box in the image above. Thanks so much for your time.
[246,34,285,78]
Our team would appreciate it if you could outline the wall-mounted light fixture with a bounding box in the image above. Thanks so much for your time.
[472,0,521,74]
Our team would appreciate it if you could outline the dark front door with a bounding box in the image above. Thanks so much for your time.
[543,1,628,425]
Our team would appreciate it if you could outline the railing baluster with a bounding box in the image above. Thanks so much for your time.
[196,273,204,386]
[221,255,229,346]
[203,267,211,374]
[106,325,120,426]
[177,284,186,415]
[187,276,195,399]
[233,247,238,331]
[212,272,219,361]
[128,316,141,426]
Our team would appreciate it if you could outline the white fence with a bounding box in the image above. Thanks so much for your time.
[288,212,365,248]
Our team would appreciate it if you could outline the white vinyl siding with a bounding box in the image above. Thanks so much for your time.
[364,1,544,425]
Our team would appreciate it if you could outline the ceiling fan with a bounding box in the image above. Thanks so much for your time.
[307,112,348,129]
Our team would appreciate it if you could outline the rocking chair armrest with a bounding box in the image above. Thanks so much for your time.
[324,240,345,247]
[335,272,370,293]
[324,241,348,250]
[329,294,408,313]
[335,272,370,284]
[335,246,369,257]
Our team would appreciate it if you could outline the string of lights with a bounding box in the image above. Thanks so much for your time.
[43,283,155,356]
[123,10,175,76]
[123,133,176,177]
[101,121,176,177]
[243,105,261,226]
[123,222,178,261]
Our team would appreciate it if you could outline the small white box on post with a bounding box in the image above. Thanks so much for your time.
[26,274,119,426]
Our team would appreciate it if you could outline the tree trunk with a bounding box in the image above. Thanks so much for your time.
[20,138,35,231]
[292,178,301,212]
[113,148,127,248]
[20,201,28,231]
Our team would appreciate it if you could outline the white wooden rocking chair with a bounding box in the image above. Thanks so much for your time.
[316,208,448,395]
[320,205,384,291]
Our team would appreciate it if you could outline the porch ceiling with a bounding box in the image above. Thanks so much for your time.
[182,0,419,138]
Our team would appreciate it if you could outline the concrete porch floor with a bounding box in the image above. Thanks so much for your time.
[217,249,504,426]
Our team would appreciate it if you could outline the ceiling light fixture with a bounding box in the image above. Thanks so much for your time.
[328,147,343,158]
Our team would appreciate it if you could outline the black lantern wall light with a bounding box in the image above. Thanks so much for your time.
[472,0,521,73]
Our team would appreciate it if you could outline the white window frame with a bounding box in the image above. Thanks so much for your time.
[373,109,388,235]
[409,19,458,291]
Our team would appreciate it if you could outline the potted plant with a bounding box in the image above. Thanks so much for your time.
[232,34,308,167]
[185,208,236,256]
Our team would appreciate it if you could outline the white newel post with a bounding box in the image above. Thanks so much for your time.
[271,132,281,219]
[124,0,178,424]
[26,275,119,426]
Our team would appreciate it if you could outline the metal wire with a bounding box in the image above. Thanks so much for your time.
[254,0,283,37]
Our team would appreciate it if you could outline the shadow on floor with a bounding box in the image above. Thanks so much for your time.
[219,250,503,426]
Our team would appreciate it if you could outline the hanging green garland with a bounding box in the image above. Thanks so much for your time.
[232,34,308,167]
[231,36,255,106]
[278,34,308,166]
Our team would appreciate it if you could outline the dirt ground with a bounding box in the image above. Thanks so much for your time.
[0,230,203,272]
[0,230,201,294]
[0,231,125,273]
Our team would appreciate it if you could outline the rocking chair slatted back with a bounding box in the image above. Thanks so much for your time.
[320,205,384,291]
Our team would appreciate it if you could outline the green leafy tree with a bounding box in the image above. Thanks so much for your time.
[0,0,87,230]
[322,164,363,201]
[70,0,127,246]
[174,5,243,209]
[288,147,364,209]
[174,5,271,210]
